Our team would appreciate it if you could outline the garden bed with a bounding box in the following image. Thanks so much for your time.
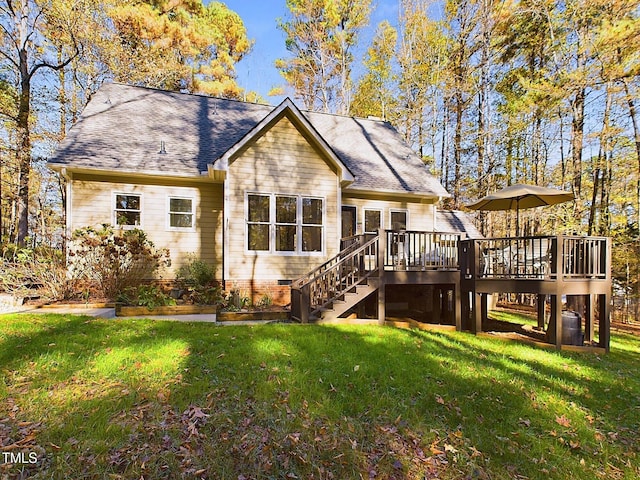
[217,309,290,322]
[115,304,218,317]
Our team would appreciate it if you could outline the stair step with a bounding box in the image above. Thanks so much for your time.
[318,283,379,321]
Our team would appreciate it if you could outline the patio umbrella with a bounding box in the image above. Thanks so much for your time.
[466,183,574,235]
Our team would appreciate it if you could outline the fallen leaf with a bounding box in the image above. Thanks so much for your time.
[435,395,445,405]
[555,415,571,428]
[444,443,457,453]
[519,418,531,427]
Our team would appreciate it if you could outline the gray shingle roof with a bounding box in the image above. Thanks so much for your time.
[436,210,483,238]
[49,83,449,197]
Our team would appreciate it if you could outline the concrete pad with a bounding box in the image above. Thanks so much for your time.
[7,305,286,325]
[16,306,117,318]
[117,314,217,323]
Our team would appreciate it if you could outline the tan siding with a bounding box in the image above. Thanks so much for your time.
[342,194,437,234]
[227,116,340,281]
[70,174,223,278]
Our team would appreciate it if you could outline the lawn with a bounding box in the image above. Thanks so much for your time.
[0,314,638,479]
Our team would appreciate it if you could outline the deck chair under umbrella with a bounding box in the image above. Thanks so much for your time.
[465,183,574,236]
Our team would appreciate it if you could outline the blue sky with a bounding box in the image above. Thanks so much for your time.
[215,0,402,103]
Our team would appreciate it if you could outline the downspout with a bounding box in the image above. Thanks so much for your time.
[58,167,72,264]
[222,178,228,290]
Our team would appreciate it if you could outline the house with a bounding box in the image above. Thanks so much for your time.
[48,83,478,308]
[48,83,612,351]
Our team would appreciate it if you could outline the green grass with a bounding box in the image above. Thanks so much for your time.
[0,314,638,479]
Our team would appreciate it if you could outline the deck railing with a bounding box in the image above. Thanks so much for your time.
[384,230,461,271]
[462,235,609,280]
[291,234,380,322]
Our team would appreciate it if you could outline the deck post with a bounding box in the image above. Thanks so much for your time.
[454,285,462,331]
[472,292,482,333]
[481,293,488,326]
[537,294,546,329]
[599,293,611,352]
[378,229,386,326]
[300,284,310,323]
[584,294,594,343]
[552,294,562,350]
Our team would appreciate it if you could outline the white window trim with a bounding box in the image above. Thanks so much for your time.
[389,208,409,230]
[341,204,358,236]
[112,192,142,229]
[246,193,271,253]
[245,192,325,256]
[363,208,383,234]
[166,196,196,232]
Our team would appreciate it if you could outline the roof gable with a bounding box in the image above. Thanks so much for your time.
[210,98,354,185]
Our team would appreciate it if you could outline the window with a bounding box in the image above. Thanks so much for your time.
[364,209,382,234]
[302,198,323,252]
[247,194,270,251]
[247,193,324,254]
[276,196,297,251]
[390,210,407,230]
[114,193,141,227]
[168,197,194,229]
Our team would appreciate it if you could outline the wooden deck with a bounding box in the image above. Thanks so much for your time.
[291,231,612,351]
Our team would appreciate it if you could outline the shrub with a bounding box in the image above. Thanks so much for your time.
[176,255,216,288]
[119,285,176,310]
[175,255,222,305]
[69,226,170,300]
[0,245,81,301]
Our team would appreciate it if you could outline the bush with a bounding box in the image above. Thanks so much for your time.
[119,285,176,310]
[175,255,222,305]
[70,226,170,300]
[176,255,216,288]
[0,245,81,301]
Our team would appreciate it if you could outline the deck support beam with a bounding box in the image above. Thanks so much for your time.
[454,284,462,331]
[552,294,562,350]
[585,294,593,343]
[472,292,483,333]
[537,294,546,329]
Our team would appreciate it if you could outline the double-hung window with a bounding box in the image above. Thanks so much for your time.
[364,209,382,234]
[390,209,408,230]
[114,193,141,227]
[276,196,297,251]
[302,198,323,252]
[168,197,194,230]
[247,193,324,254]
[247,194,270,251]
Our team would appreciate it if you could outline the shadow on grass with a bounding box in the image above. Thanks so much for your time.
[0,314,638,479]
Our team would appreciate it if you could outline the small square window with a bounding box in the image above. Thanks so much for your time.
[169,197,194,229]
[114,194,141,227]
[364,210,381,233]
[390,210,407,230]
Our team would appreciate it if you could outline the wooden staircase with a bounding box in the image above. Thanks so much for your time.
[291,234,380,322]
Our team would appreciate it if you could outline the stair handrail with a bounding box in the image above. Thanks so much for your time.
[292,234,371,289]
[306,235,379,314]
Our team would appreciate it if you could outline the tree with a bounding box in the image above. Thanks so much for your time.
[277,0,371,114]
[99,0,251,96]
[395,0,449,170]
[350,20,397,120]
[443,0,481,206]
[0,0,82,246]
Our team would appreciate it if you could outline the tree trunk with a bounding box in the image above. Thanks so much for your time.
[621,80,640,232]
[16,13,32,247]
[570,87,585,199]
